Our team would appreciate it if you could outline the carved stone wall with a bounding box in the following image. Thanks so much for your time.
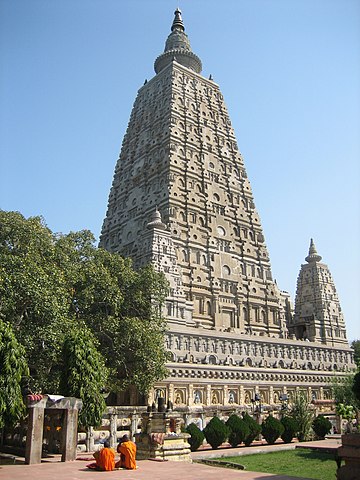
[149,325,354,407]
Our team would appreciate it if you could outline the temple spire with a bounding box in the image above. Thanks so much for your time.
[171,8,185,32]
[305,238,322,263]
[154,9,202,74]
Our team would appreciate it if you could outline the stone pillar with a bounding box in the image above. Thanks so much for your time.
[109,413,118,448]
[188,384,193,406]
[130,413,139,442]
[61,405,79,461]
[25,399,46,464]
[87,426,95,452]
[223,385,228,405]
[239,385,244,405]
[337,434,360,480]
[269,386,274,405]
[169,383,174,403]
[307,386,312,403]
[206,385,211,406]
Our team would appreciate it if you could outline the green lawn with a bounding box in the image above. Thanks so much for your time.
[215,449,339,480]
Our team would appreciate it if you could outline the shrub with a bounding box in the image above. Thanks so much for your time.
[280,416,298,443]
[185,423,205,451]
[312,415,332,439]
[289,393,314,441]
[242,412,262,446]
[226,414,250,447]
[203,416,230,449]
[261,414,284,445]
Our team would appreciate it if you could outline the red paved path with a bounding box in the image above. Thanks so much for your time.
[0,438,340,480]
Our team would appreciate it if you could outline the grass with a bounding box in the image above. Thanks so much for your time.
[214,449,339,480]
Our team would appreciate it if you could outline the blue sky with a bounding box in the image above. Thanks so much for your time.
[1,0,359,342]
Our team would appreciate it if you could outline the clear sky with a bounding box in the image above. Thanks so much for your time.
[1,0,359,342]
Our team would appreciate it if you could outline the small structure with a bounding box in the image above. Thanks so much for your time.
[135,400,191,462]
[337,433,360,480]
[25,395,82,464]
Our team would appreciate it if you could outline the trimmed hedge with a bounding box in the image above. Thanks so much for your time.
[226,414,250,447]
[312,415,332,439]
[185,423,205,451]
[242,412,262,446]
[203,416,230,449]
[280,416,298,443]
[261,414,284,445]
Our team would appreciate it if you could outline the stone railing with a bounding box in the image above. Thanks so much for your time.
[77,406,147,452]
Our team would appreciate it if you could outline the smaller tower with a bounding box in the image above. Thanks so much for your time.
[290,239,348,346]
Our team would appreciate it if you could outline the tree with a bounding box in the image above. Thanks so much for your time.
[0,319,29,428]
[332,374,360,412]
[0,210,169,401]
[352,371,360,402]
[289,392,314,441]
[0,211,71,392]
[226,414,249,447]
[351,340,360,368]
[203,417,230,449]
[60,324,108,428]
[261,414,284,445]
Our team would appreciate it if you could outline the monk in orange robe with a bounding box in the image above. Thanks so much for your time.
[116,434,137,470]
[91,440,115,471]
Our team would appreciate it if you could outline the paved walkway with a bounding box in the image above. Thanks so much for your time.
[0,439,340,480]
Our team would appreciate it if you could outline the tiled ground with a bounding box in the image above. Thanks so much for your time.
[0,438,340,480]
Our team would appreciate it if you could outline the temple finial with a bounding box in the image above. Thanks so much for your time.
[154,9,202,74]
[147,207,166,230]
[171,8,185,32]
[305,238,322,263]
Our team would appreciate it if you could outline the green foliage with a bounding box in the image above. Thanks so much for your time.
[351,340,360,368]
[289,393,314,442]
[336,403,356,421]
[261,414,284,445]
[280,416,298,443]
[0,212,70,392]
[331,374,360,412]
[59,323,108,428]
[0,210,169,405]
[203,416,230,449]
[312,415,332,439]
[225,414,249,447]
[185,423,205,451]
[242,412,262,446]
[352,372,360,402]
[0,319,29,428]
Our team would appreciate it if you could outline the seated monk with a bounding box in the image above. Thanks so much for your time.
[88,440,115,471]
[115,434,137,470]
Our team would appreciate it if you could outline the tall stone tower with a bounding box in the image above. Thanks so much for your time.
[100,9,288,337]
[290,239,348,346]
[100,9,354,408]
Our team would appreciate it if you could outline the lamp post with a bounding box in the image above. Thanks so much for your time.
[251,393,262,414]
[279,393,288,413]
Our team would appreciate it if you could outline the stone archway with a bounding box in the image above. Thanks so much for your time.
[25,395,82,464]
